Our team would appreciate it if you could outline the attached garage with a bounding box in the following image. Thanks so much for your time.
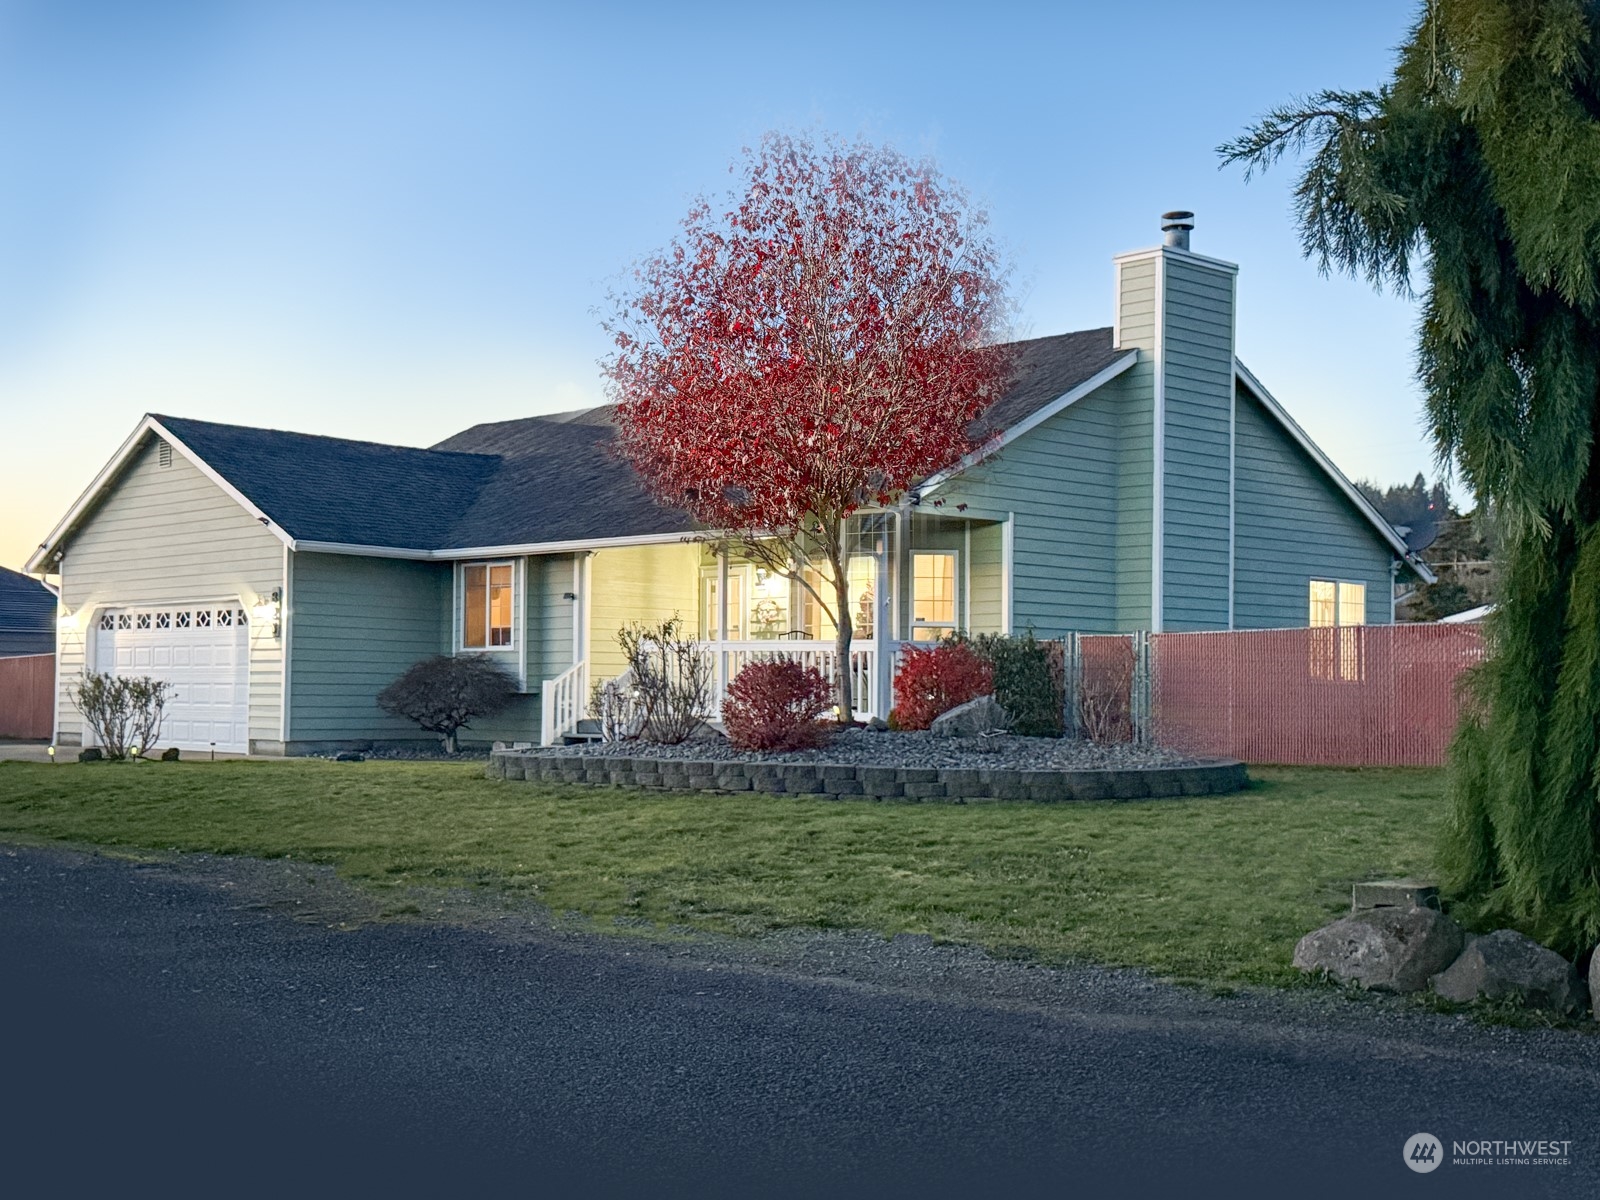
[95,603,251,753]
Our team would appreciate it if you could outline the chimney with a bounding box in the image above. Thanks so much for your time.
[1161,210,1194,251]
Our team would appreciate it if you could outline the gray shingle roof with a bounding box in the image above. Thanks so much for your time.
[150,327,1126,552]
[0,566,56,656]
[153,416,500,550]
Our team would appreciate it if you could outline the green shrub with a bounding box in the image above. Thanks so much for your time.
[960,631,1064,737]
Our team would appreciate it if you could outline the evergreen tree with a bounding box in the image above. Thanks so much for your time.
[1223,0,1600,953]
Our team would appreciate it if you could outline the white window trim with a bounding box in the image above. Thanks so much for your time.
[909,549,960,640]
[460,560,518,651]
[1309,578,1369,627]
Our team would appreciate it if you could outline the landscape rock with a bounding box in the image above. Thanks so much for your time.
[160,747,180,762]
[334,751,365,763]
[1292,907,1466,993]
[1431,929,1587,1014]
[929,696,1010,739]
[865,717,890,732]
[77,748,103,763]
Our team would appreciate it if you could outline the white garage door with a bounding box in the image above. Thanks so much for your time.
[96,604,250,753]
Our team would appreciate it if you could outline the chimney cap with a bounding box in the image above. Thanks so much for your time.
[1161,210,1194,249]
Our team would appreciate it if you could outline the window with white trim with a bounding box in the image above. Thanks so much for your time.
[1309,579,1366,681]
[463,562,515,648]
[911,552,957,642]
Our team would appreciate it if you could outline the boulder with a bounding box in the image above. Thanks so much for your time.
[160,747,180,762]
[865,716,890,732]
[1431,929,1588,1014]
[77,748,103,763]
[929,696,1010,738]
[1292,907,1466,993]
[334,751,365,763]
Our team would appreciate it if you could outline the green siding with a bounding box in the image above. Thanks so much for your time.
[461,552,578,746]
[287,551,449,741]
[55,435,285,749]
[938,371,1145,635]
[1114,257,1158,629]
[1232,388,1396,628]
[1159,255,1235,630]
[964,521,1004,634]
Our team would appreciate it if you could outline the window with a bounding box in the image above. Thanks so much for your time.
[1309,579,1367,681]
[1308,580,1366,628]
[911,552,957,642]
[801,557,877,641]
[463,562,515,648]
[702,570,745,641]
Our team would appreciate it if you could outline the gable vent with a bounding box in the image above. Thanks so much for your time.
[157,439,173,469]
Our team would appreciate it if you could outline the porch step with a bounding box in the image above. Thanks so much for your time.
[561,717,604,746]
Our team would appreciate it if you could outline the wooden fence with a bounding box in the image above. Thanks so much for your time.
[0,653,54,740]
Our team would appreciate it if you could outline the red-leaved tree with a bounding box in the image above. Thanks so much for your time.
[605,132,1010,717]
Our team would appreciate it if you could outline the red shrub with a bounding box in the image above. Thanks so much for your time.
[722,659,836,752]
[891,642,994,731]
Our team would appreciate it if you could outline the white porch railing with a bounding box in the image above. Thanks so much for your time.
[540,660,589,745]
[706,639,882,721]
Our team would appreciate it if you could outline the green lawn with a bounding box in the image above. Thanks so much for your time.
[0,759,1447,987]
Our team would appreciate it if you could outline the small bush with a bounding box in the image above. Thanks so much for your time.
[616,616,712,744]
[961,631,1064,737]
[722,659,835,751]
[378,654,519,752]
[890,642,993,731]
[73,673,171,760]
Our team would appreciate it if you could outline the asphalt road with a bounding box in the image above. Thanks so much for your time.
[2,844,1596,1199]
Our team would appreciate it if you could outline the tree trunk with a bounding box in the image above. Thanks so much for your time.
[444,730,457,755]
[834,572,854,723]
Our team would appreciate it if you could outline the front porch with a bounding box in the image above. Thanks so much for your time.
[540,512,1009,744]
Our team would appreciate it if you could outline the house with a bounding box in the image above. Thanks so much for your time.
[25,216,1432,754]
[0,566,56,658]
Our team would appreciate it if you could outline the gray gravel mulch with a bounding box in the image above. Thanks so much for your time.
[528,727,1196,770]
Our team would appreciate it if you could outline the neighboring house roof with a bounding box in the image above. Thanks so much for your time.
[25,324,1423,577]
[1438,603,1494,624]
[0,566,56,657]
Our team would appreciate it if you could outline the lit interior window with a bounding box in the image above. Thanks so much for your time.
[911,552,957,641]
[463,563,515,649]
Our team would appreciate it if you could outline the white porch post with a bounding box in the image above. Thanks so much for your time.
[873,516,893,720]
[717,549,730,701]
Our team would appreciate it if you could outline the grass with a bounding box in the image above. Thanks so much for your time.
[0,759,1448,988]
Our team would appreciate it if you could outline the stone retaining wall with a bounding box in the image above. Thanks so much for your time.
[488,752,1248,803]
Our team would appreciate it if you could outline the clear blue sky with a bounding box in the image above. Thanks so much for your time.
[0,0,1438,571]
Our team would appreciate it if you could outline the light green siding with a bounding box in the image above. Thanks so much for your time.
[1232,388,1396,627]
[937,370,1147,635]
[1159,255,1235,630]
[54,436,284,749]
[287,551,449,743]
[964,521,1005,634]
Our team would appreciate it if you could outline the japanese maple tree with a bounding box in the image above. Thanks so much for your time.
[605,132,1010,717]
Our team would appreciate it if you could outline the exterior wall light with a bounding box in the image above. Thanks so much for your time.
[251,588,282,639]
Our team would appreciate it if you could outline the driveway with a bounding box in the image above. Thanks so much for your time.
[2,843,1595,1199]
